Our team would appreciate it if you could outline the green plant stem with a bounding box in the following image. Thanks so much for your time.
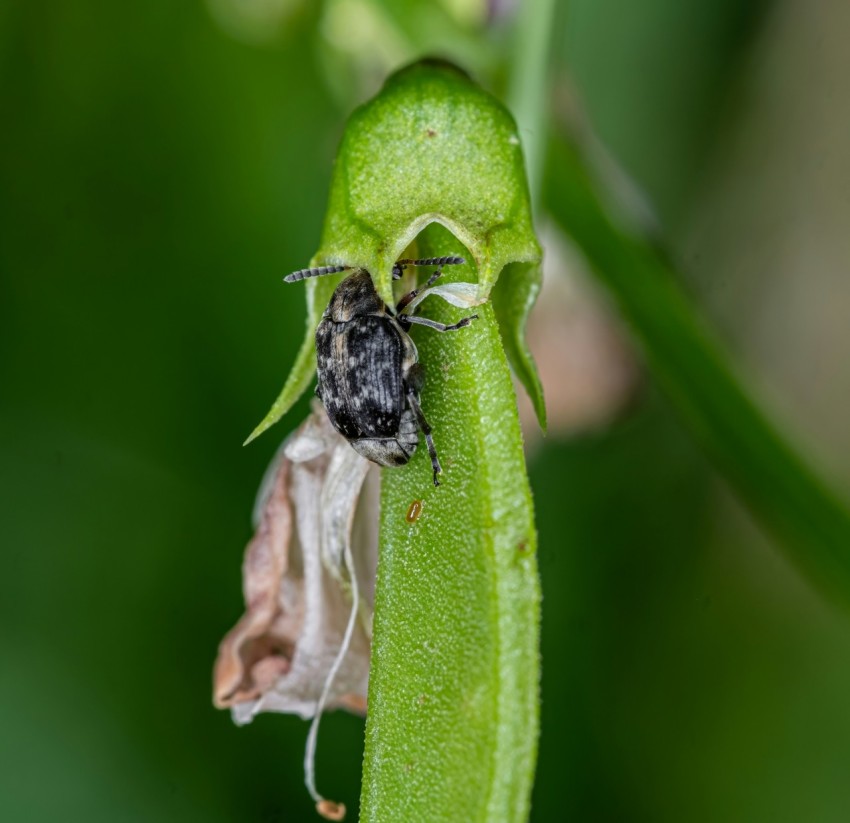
[546,136,850,604]
[508,0,558,208]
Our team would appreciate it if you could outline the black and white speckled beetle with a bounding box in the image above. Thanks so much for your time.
[284,257,478,486]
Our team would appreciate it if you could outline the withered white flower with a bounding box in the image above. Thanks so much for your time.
[213,402,379,819]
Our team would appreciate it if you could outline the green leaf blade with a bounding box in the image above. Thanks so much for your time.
[546,135,850,605]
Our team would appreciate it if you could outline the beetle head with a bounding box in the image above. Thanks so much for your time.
[326,270,385,321]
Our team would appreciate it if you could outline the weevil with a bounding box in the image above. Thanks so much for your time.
[284,257,478,486]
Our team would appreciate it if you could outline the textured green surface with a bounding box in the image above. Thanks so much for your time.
[361,225,540,823]
[318,60,540,306]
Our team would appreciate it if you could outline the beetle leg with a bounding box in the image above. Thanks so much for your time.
[405,385,442,486]
[395,265,445,313]
[399,313,479,333]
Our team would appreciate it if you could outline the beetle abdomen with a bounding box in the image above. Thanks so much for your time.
[349,408,419,466]
[316,315,405,439]
[350,438,412,467]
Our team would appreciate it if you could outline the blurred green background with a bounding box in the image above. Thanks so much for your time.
[3,1,850,821]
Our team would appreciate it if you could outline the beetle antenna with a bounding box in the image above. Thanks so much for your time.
[392,256,465,279]
[284,265,351,283]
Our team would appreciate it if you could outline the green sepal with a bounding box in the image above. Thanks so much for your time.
[491,261,546,431]
[317,59,540,307]
[243,269,342,445]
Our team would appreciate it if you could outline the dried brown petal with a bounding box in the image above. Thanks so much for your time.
[213,404,377,723]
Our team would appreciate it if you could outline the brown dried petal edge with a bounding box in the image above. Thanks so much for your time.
[213,407,374,722]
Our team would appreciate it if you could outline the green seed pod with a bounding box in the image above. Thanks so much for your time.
[247,59,544,823]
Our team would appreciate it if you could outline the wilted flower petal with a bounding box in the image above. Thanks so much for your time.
[213,403,378,723]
